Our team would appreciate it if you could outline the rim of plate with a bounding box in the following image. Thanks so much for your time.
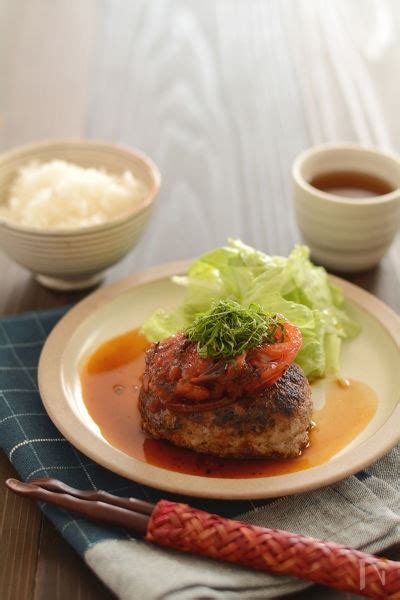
[38,261,400,499]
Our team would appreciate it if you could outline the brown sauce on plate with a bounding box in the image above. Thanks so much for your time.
[309,170,394,198]
[81,329,378,478]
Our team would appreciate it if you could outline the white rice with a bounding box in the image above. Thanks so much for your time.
[0,160,147,229]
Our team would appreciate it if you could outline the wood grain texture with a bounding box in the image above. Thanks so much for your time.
[0,1,399,599]
[34,521,114,600]
[0,453,41,600]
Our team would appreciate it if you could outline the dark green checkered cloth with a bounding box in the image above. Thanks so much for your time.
[1,307,399,599]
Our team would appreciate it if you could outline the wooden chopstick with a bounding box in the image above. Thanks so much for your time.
[6,479,150,533]
[29,477,154,515]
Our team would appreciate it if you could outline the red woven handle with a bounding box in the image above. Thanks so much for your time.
[146,500,400,599]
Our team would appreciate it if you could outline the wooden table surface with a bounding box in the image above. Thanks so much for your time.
[0,1,399,599]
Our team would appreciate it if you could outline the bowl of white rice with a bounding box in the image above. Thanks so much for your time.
[0,139,160,290]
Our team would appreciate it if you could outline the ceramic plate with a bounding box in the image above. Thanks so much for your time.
[38,261,400,499]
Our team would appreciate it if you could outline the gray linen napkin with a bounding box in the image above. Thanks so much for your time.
[85,448,400,599]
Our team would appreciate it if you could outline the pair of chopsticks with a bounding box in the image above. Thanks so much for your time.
[7,477,152,532]
[6,478,400,599]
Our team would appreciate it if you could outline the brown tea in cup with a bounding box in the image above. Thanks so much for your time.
[309,170,394,199]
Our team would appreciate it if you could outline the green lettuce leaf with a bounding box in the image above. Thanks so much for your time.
[141,240,360,379]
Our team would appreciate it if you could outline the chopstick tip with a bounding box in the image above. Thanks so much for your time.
[6,477,23,491]
[5,478,38,494]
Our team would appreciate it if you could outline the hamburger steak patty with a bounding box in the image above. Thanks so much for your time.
[139,334,313,459]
